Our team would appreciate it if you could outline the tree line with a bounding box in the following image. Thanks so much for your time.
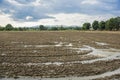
[0,24,81,31]
[82,16,120,31]
[0,17,120,31]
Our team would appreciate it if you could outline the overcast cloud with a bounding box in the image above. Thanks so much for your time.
[0,0,120,27]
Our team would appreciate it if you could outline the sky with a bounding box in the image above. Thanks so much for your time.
[0,0,120,27]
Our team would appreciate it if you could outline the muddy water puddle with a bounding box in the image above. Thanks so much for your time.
[23,42,73,48]
[94,42,109,46]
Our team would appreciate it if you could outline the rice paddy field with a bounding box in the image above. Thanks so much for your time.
[0,31,120,80]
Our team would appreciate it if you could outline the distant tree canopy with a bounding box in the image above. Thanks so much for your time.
[92,20,99,30]
[39,25,47,30]
[105,17,120,31]
[83,23,91,30]
[50,27,58,30]
[82,17,120,31]
[99,21,105,30]
[58,26,66,30]
[5,24,14,31]
[0,17,120,31]
[0,26,5,31]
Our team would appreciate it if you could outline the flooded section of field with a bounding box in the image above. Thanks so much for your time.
[67,45,120,64]
[26,62,63,66]
[95,42,109,46]
[23,42,73,48]
[86,45,120,57]
[81,53,120,64]
[24,44,53,48]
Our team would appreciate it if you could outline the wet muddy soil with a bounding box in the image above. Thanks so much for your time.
[0,31,120,80]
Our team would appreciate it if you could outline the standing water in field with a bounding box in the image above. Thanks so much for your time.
[95,42,109,46]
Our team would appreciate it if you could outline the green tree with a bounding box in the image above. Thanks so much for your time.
[105,18,115,31]
[58,26,66,30]
[5,24,14,31]
[105,20,110,30]
[13,27,19,31]
[114,17,120,30]
[92,20,99,30]
[18,27,23,31]
[50,27,58,30]
[82,26,86,30]
[39,25,47,30]
[117,17,120,30]
[74,27,81,30]
[83,23,91,30]
[0,26,5,31]
[99,21,105,30]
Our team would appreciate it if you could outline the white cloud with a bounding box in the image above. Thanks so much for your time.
[2,0,119,22]
[6,0,23,6]
[26,16,33,20]
[81,0,99,5]
[31,0,42,6]
[6,0,48,7]
[46,13,115,26]
[0,0,119,27]
[0,13,16,26]
[0,12,115,27]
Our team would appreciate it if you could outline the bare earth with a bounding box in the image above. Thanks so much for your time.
[0,31,120,80]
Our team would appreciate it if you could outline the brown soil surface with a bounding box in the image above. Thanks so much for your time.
[0,31,120,78]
